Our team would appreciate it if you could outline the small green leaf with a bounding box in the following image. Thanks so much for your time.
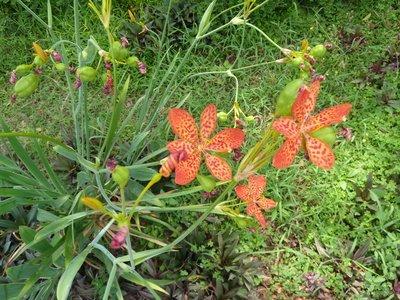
[19,226,53,253]
[197,174,216,192]
[130,167,157,181]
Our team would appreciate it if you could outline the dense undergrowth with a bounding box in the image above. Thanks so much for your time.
[1,0,399,299]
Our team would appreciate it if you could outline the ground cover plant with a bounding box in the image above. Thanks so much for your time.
[1,0,399,299]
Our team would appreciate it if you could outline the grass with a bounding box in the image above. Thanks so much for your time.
[1,0,399,298]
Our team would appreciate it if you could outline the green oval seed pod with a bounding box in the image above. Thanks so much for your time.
[112,165,130,188]
[76,66,97,82]
[275,78,304,117]
[15,64,33,76]
[14,73,40,98]
[217,111,228,122]
[310,126,336,147]
[126,56,139,67]
[310,44,327,59]
[33,56,46,66]
[111,41,129,61]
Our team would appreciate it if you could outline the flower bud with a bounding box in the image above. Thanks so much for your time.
[76,66,97,82]
[14,73,39,98]
[15,64,33,76]
[81,196,105,211]
[310,44,327,59]
[126,56,139,67]
[197,174,216,192]
[231,17,245,25]
[290,57,304,68]
[217,111,228,122]
[51,51,63,63]
[137,61,147,75]
[112,165,130,188]
[55,63,66,72]
[9,70,17,85]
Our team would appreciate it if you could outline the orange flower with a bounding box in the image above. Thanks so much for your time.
[235,175,276,228]
[167,104,245,185]
[272,77,352,169]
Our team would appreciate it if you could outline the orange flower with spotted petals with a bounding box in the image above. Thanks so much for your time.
[167,104,245,185]
[272,77,352,169]
[235,175,276,228]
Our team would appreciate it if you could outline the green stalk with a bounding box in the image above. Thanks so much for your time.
[245,22,285,54]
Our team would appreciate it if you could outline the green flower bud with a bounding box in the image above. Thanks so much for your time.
[217,111,228,122]
[33,56,46,66]
[14,73,39,98]
[15,64,33,76]
[245,115,255,123]
[197,174,216,192]
[112,165,130,188]
[310,44,327,59]
[275,78,304,117]
[76,66,97,82]
[54,63,66,72]
[126,56,139,67]
[310,126,336,147]
[110,41,129,61]
[299,69,310,80]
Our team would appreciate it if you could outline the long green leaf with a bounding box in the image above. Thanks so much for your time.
[0,119,52,190]
[56,247,92,300]
[35,211,91,241]
[101,76,130,162]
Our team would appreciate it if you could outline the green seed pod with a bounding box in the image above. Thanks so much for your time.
[110,41,129,61]
[310,44,327,59]
[290,57,304,68]
[275,78,304,117]
[126,56,139,67]
[33,56,46,66]
[217,111,228,122]
[112,165,130,188]
[310,126,336,147]
[14,73,40,98]
[197,174,216,192]
[54,63,66,72]
[76,66,97,82]
[15,64,33,76]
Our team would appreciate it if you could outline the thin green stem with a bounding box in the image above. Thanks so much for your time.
[245,22,285,53]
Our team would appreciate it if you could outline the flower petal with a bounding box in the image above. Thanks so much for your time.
[248,175,266,201]
[168,108,199,144]
[272,117,300,138]
[272,137,302,169]
[206,128,245,152]
[256,197,277,211]
[200,104,217,139]
[175,152,201,185]
[304,103,352,132]
[235,184,249,201]
[246,203,267,228]
[205,153,232,181]
[304,134,335,169]
[167,139,195,156]
[292,78,322,122]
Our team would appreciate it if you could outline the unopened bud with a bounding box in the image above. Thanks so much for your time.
[9,70,17,84]
[217,111,228,122]
[245,115,255,123]
[137,61,147,75]
[126,56,139,67]
[310,44,327,59]
[81,196,105,211]
[231,17,245,25]
[51,51,63,63]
